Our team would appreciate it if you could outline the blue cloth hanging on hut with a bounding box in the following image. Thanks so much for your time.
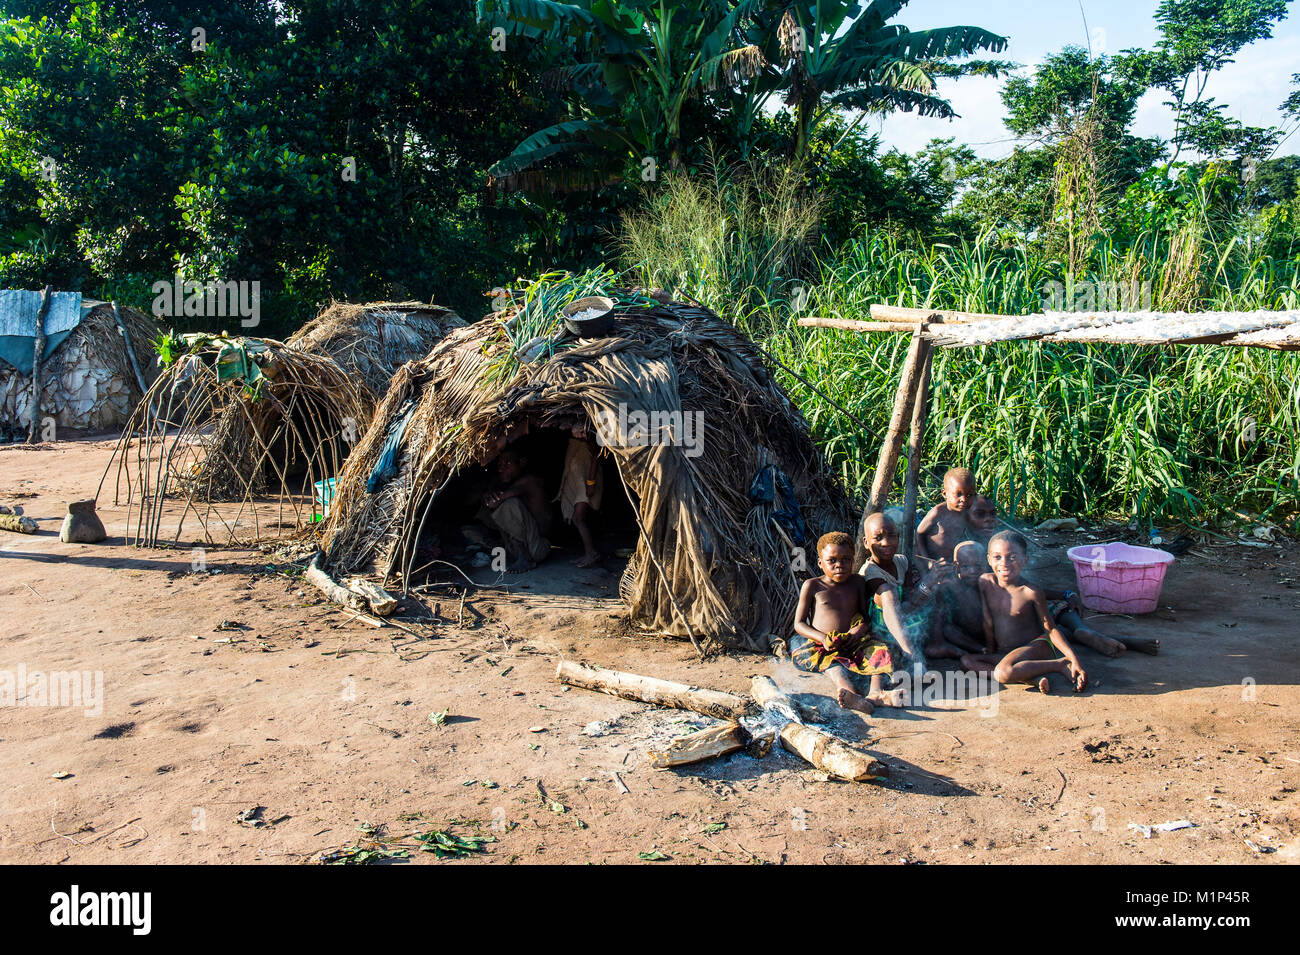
[749,463,807,546]
[366,400,416,493]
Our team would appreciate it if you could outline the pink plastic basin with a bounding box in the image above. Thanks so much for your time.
[1066,541,1174,614]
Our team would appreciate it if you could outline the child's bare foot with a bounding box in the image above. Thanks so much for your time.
[1090,633,1126,657]
[836,686,875,715]
[867,686,908,708]
[1123,636,1160,655]
[1036,676,1051,694]
[573,552,601,568]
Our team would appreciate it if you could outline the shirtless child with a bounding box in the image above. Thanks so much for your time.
[916,467,977,565]
[960,530,1087,693]
[977,513,1159,657]
[792,532,902,715]
[925,540,988,658]
[966,495,1155,655]
[967,495,998,544]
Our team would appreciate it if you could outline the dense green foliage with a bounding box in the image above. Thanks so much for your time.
[0,0,566,329]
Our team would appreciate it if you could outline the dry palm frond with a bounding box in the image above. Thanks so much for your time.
[287,301,464,397]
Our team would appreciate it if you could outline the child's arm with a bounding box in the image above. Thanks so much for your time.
[847,577,871,639]
[488,474,534,505]
[905,561,953,610]
[874,585,917,659]
[793,580,833,648]
[978,576,996,653]
[914,507,939,560]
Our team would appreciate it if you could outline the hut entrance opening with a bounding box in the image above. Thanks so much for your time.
[408,416,639,582]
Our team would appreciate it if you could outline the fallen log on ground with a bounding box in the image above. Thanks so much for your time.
[778,723,888,783]
[750,676,886,783]
[562,664,888,782]
[750,674,803,725]
[346,577,399,616]
[555,661,752,720]
[0,513,38,534]
[649,721,750,768]
[305,553,365,611]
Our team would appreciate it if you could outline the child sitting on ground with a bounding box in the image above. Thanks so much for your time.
[971,513,1158,657]
[478,449,553,572]
[859,512,943,674]
[960,530,1087,694]
[792,532,903,715]
[925,540,989,659]
[916,467,977,565]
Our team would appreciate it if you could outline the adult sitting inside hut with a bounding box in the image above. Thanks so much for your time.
[478,447,552,572]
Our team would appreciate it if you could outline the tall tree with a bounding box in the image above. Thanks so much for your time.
[0,1,565,323]
[745,1,1009,158]
[475,0,771,185]
[1125,0,1289,161]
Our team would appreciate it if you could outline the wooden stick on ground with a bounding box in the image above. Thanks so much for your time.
[750,676,886,783]
[778,723,888,783]
[305,553,365,611]
[555,661,752,720]
[649,721,750,768]
[345,577,398,616]
[0,513,38,534]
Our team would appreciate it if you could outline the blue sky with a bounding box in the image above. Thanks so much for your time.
[867,0,1300,158]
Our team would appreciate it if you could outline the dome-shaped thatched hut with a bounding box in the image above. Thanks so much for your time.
[320,291,851,652]
[105,301,464,545]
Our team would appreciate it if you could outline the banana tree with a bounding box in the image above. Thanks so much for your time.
[746,1,1009,158]
[476,0,773,189]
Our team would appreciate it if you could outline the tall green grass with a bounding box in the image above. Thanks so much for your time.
[617,156,821,317]
[623,188,1300,529]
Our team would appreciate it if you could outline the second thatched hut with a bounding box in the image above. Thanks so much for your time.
[106,300,464,545]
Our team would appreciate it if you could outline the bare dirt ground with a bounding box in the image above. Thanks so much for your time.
[2,434,1298,865]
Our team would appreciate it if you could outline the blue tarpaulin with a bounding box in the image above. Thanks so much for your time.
[0,290,85,374]
[367,399,416,493]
